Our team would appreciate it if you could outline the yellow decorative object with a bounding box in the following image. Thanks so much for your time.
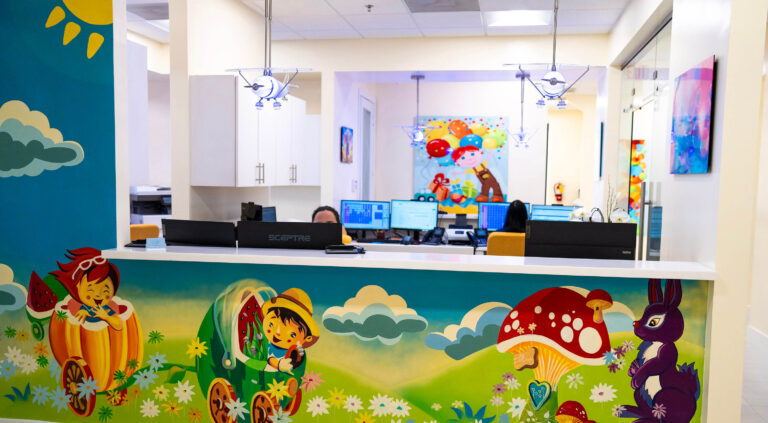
[482,136,499,149]
[62,22,81,45]
[470,123,489,136]
[87,33,105,59]
[45,6,66,28]
[62,0,113,25]
[444,134,460,149]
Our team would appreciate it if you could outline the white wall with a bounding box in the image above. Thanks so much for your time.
[547,109,583,205]
[127,30,169,74]
[127,40,149,187]
[749,72,768,335]
[147,73,171,186]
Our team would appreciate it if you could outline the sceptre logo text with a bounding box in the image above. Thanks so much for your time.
[268,234,311,242]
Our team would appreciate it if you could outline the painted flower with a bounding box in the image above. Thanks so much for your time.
[34,342,49,357]
[186,337,208,359]
[504,377,521,391]
[267,380,289,402]
[162,401,183,417]
[49,359,61,379]
[107,389,127,406]
[36,355,49,368]
[50,386,71,412]
[114,369,126,383]
[130,386,142,399]
[55,310,67,322]
[300,370,325,392]
[32,385,50,405]
[612,404,626,417]
[127,359,140,370]
[589,383,617,403]
[355,411,376,423]
[615,358,626,370]
[16,329,29,342]
[652,403,667,419]
[565,373,583,389]
[614,345,627,359]
[507,398,526,418]
[148,330,165,344]
[528,323,537,332]
[451,400,463,409]
[270,408,293,423]
[77,376,99,399]
[3,327,16,338]
[153,385,169,400]
[369,394,393,417]
[431,403,442,411]
[306,396,330,417]
[390,399,410,417]
[502,372,515,382]
[498,414,510,423]
[225,398,248,420]
[345,395,363,413]
[491,383,507,395]
[135,369,158,389]
[603,351,616,364]
[490,396,504,407]
[188,407,203,423]
[174,380,195,404]
[608,362,619,373]
[98,406,113,422]
[19,354,39,374]
[516,327,525,334]
[327,387,346,408]
[5,346,22,365]
[147,352,167,372]
[0,358,19,380]
[141,400,160,418]
[622,340,636,352]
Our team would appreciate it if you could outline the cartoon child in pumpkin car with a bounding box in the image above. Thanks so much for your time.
[196,280,319,423]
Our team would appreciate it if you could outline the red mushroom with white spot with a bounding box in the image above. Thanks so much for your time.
[496,287,613,418]
[555,401,595,423]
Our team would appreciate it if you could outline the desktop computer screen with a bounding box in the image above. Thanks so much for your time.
[390,200,438,231]
[261,206,277,222]
[340,200,390,230]
[530,205,576,221]
[478,202,531,231]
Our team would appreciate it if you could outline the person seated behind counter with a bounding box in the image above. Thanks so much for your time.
[312,206,352,244]
[498,200,528,233]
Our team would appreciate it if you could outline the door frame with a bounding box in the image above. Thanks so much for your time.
[358,91,376,201]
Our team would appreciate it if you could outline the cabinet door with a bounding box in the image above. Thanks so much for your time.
[236,75,261,187]
[296,114,321,186]
[256,101,277,186]
[190,75,236,186]
[273,97,296,186]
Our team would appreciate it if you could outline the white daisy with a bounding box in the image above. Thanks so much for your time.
[226,398,249,420]
[173,380,195,404]
[490,395,504,407]
[153,385,169,400]
[431,403,442,411]
[615,358,626,370]
[565,373,584,389]
[369,393,393,417]
[306,396,329,417]
[19,354,38,374]
[589,383,617,403]
[140,399,160,418]
[147,352,167,372]
[451,400,463,409]
[505,378,521,390]
[5,346,22,365]
[390,398,410,417]
[507,397,526,418]
[622,340,636,352]
[612,404,626,417]
[32,385,50,405]
[344,395,362,413]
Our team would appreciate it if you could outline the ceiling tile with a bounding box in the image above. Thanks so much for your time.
[297,29,363,39]
[326,0,410,14]
[270,0,338,17]
[345,14,417,30]
[480,0,630,11]
[419,27,485,37]
[557,8,623,27]
[358,28,424,38]
[412,11,484,28]
[276,15,356,32]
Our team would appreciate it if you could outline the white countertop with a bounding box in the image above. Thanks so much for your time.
[102,246,716,280]
[351,242,482,255]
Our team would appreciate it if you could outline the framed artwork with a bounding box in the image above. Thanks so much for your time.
[670,55,715,174]
[340,126,353,163]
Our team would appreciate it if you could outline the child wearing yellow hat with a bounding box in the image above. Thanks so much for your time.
[261,288,319,373]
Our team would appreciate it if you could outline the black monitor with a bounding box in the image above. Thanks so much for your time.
[238,221,341,249]
[162,219,237,247]
[390,200,438,231]
[525,221,637,260]
[478,202,532,231]
[261,206,277,222]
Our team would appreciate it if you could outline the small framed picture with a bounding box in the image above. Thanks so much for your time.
[340,126,353,163]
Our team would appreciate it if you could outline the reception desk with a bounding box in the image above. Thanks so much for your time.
[1,246,714,423]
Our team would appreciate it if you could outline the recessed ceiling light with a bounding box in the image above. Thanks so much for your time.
[485,10,551,27]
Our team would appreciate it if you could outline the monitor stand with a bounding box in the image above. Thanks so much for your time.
[455,213,468,226]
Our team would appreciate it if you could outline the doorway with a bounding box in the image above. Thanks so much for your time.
[359,93,376,201]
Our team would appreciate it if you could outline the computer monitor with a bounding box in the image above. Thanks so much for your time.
[162,219,237,247]
[261,206,277,222]
[340,200,390,230]
[238,221,341,249]
[525,221,637,260]
[478,202,532,231]
[390,200,438,231]
[530,205,576,221]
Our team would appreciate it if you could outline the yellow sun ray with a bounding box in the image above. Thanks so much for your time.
[45,6,65,28]
[87,33,104,59]
[62,21,80,45]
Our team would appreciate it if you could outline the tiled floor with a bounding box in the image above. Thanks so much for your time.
[742,327,768,422]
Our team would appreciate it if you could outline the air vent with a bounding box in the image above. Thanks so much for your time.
[126,3,169,21]
[404,0,480,13]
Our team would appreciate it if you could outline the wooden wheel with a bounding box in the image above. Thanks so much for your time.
[283,388,302,416]
[250,392,274,423]
[61,357,96,417]
[207,378,237,423]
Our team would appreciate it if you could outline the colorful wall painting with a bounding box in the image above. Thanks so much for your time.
[0,248,710,423]
[414,116,509,214]
[628,139,647,223]
[670,56,715,174]
[340,126,353,164]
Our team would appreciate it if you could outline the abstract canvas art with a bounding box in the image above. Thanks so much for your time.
[340,126,353,163]
[670,55,715,174]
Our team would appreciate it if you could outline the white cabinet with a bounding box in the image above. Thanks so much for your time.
[190,75,320,187]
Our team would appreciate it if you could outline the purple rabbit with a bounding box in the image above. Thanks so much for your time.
[617,279,700,423]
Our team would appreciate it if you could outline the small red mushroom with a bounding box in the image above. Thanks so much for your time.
[555,401,595,423]
[585,289,613,324]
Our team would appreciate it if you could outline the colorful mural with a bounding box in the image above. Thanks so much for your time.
[0,249,709,423]
[670,56,715,175]
[414,116,508,214]
[628,139,647,223]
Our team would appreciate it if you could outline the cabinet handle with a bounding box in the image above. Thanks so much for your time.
[255,165,260,183]
[261,163,266,183]
[294,164,298,183]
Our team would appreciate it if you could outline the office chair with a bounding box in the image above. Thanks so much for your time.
[130,224,160,242]
[487,232,525,256]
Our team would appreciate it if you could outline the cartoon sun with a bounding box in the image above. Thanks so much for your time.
[45,0,112,59]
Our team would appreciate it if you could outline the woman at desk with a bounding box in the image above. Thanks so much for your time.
[312,206,352,244]
[498,200,528,233]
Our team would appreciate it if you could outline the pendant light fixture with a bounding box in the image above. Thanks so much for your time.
[510,70,539,148]
[401,74,428,147]
[227,0,310,110]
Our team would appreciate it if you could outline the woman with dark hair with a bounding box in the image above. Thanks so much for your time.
[499,200,528,233]
[312,206,351,243]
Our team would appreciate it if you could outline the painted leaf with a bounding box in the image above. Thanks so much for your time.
[165,366,186,384]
